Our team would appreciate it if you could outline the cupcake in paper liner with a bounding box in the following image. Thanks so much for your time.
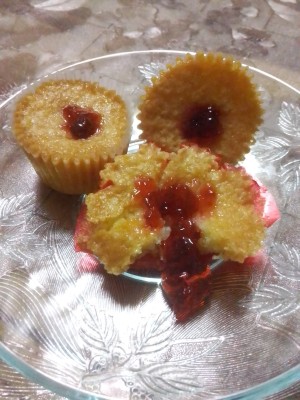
[12,79,130,194]
[137,52,263,164]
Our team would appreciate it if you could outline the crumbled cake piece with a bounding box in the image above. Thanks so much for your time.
[75,144,265,275]
[76,144,170,274]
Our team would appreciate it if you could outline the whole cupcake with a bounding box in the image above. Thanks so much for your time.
[12,79,130,194]
[137,52,263,164]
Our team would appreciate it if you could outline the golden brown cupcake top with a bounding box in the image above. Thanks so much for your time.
[13,79,129,165]
[137,52,263,163]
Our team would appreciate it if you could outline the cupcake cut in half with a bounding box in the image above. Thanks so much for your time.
[75,143,280,321]
[137,52,263,163]
[12,79,130,194]
[75,143,267,275]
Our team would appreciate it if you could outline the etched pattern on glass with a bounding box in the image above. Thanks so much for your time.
[1,55,300,400]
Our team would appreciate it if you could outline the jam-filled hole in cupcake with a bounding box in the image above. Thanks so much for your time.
[63,105,102,139]
[179,104,222,146]
[128,177,218,285]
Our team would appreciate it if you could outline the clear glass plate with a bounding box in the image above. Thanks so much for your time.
[1,50,300,400]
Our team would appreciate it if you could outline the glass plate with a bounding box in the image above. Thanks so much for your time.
[1,50,300,400]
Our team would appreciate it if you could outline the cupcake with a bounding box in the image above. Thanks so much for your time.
[75,144,266,275]
[75,143,280,321]
[137,52,263,163]
[12,79,129,194]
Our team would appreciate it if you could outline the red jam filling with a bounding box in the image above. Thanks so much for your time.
[161,266,211,322]
[180,104,221,145]
[63,105,101,139]
[134,177,216,321]
[74,170,280,322]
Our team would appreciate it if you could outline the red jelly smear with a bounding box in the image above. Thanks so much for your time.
[74,204,90,253]
[63,105,101,139]
[180,104,221,142]
[134,178,216,230]
[161,220,201,271]
[134,177,216,321]
[134,178,163,229]
[161,266,211,322]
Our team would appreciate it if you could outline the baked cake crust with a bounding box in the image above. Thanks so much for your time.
[13,79,129,194]
[137,52,263,163]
